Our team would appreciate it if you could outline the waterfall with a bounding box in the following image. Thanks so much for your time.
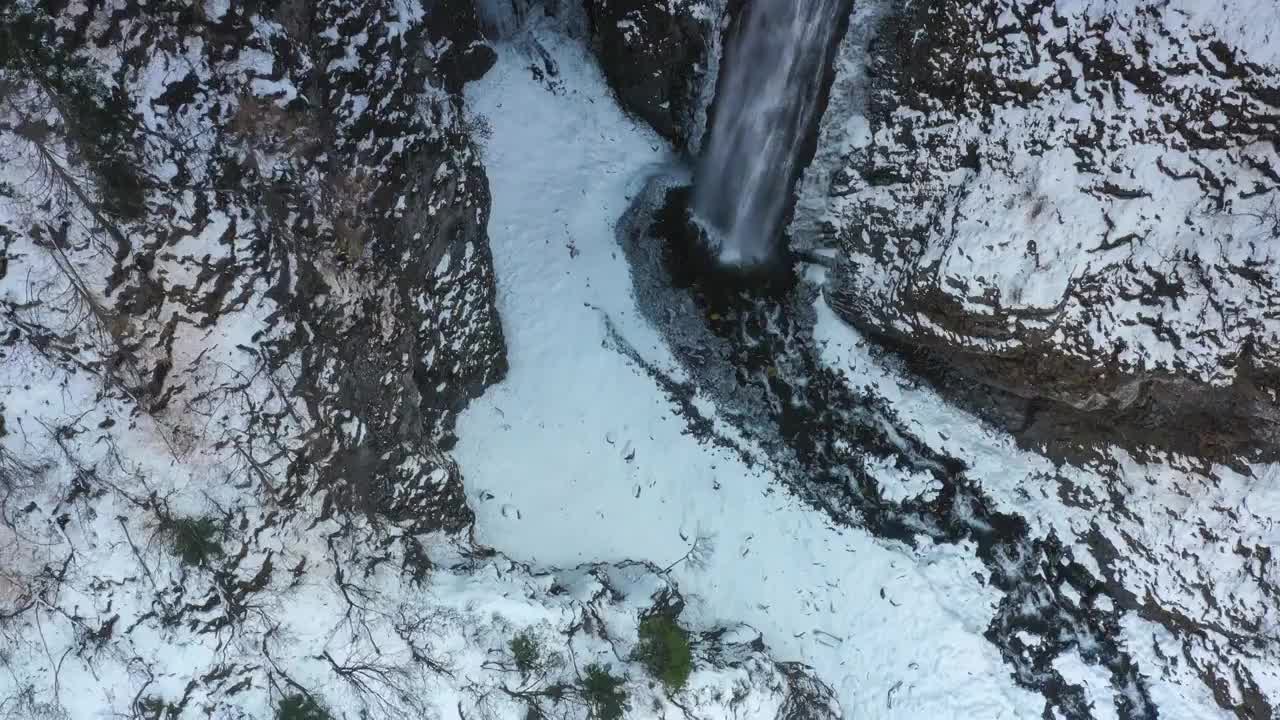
[691,0,848,267]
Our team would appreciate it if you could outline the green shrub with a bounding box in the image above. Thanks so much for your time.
[510,631,540,675]
[167,516,223,567]
[276,694,331,720]
[136,696,179,720]
[634,615,692,691]
[581,664,627,720]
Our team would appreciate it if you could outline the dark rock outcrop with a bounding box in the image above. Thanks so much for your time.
[582,0,715,148]
[427,0,499,91]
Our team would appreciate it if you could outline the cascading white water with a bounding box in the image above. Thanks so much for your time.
[692,0,847,267]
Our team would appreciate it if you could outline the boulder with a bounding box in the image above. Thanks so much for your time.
[582,0,718,148]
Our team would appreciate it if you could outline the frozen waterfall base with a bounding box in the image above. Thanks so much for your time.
[654,186,796,305]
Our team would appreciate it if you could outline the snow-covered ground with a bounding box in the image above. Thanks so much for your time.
[3,4,1272,717]
[0,5,833,717]
[794,0,1280,457]
[457,27,1049,719]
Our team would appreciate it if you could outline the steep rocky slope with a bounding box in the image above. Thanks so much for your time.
[1,0,508,532]
[795,0,1280,460]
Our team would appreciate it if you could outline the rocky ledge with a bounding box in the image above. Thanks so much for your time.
[796,0,1280,461]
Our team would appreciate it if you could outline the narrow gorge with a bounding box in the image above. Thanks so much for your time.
[1,1,1278,720]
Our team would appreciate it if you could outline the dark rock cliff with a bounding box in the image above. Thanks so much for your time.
[0,0,507,532]
[581,0,718,149]
[799,0,1280,463]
